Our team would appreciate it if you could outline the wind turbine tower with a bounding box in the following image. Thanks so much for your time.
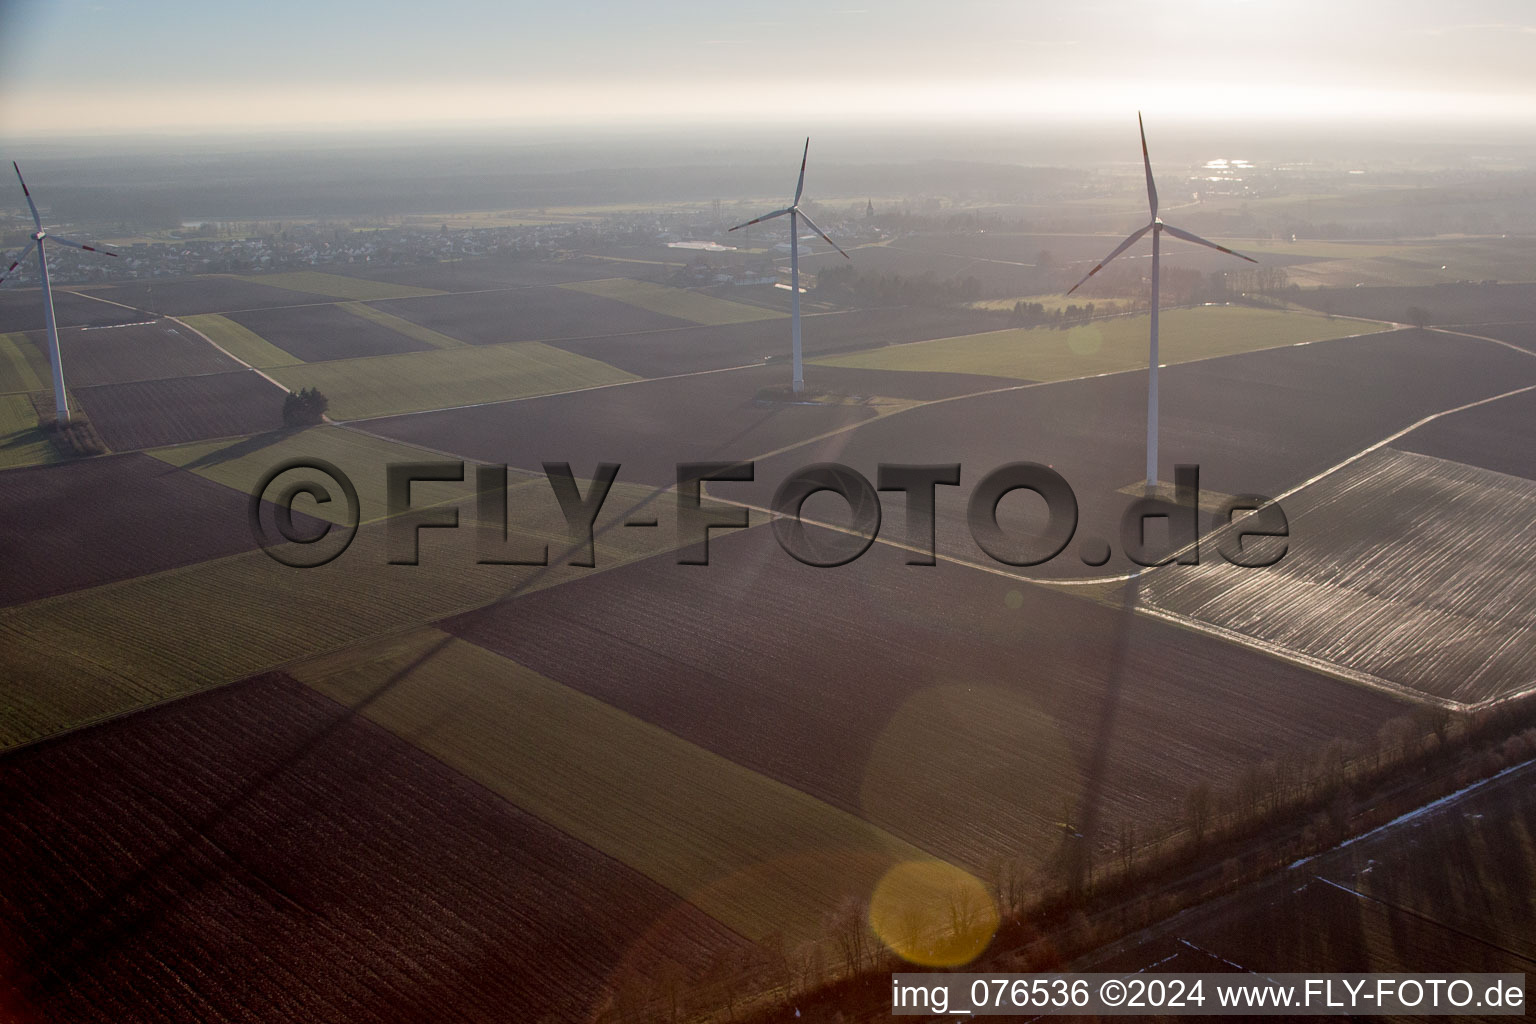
[1067,115,1257,487]
[1,162,119,424]
[729,139,848,393]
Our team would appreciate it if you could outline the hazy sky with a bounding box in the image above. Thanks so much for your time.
[2,0,1534,135]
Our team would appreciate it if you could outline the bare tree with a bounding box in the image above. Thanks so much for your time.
[1185,782,1214,845]
[1115,821,1137,875]
[990,856,1025,920]
[827,897,871,979]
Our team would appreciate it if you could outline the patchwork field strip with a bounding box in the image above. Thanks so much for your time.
[359,362,876,485]
[225,304,435,362]
[267,340,638,420]
[444,524,1409,874]
[0,478,681,749]
[179,313,305,369]
[558,277,785,325]
[813,306,1391,382]
[0,672,743,1022]
[336,301,465,349]
[293,627,937,946]
[74,276,336,316]
[368,286,694,346]
[232,271,443,302]
[546,305,1012,378]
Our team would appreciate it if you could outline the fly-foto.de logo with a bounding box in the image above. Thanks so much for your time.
[249,459,1287,571]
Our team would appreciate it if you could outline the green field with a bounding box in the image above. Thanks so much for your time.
[233,270,443,301]
[295,627,938,945]
[0,333,48,394]
[269,340,637,419]
[0,479,682,749]
[560,277,785,325]
[0,393,54,470]
[179,313,303,369]
[337,301,466,349]
[815,306,1390,382]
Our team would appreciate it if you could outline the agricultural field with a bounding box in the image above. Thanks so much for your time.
[75,275,334,315]
[793,364,1020,401]
[318,254,622,291]
[368,285,693,345]
[2,223,1534,1022]
[150,423,463,527]
[1437,320,1536,355]
[894,229,1315,270]
[559,277,785,325]
[813,306,1388,382]
[546,305,1012,378]
[1277,235,1536,289]
[799,231,1315,296]
[0,673,743,1022]
[74,369,287,451]
[740,328,1536,579]
[335,301,465,349]
[795,239,1045,296]
[232,270,444,301]
[1141,447,1536,709]
[3,318,250,394]
[1294,282,1536,326]
[294,626,934,946]
[362,363,877,487]
[1093,761,1536,977]
[225,303,435,361]
[0,478,682,749]
[1295,762,1536,966]
[266,340,636,420]
[0,289,128,332]
[445,524,1410,876]
[1398,386,1536,480]
[0,393,55,470]
[53,321,240,387]
[179,312,303,368]
[0,452,319,606]
[0,332,50,393]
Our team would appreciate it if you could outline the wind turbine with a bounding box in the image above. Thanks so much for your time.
[1067,114,1256,488]
[1,162,118,424]
[729,139,848,393]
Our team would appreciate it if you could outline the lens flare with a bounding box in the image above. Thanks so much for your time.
[868,860,998,967]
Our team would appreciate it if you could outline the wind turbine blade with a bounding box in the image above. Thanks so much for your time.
[0,241,38,285]
[47,235,118,257]
[793,138,809,204]
[728,207,791,232]
[1138,112,1158,218]
[13,162,41,230]
[795,210,849,259]
[1160,223,1257,263]
[1066,223,1151,295]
